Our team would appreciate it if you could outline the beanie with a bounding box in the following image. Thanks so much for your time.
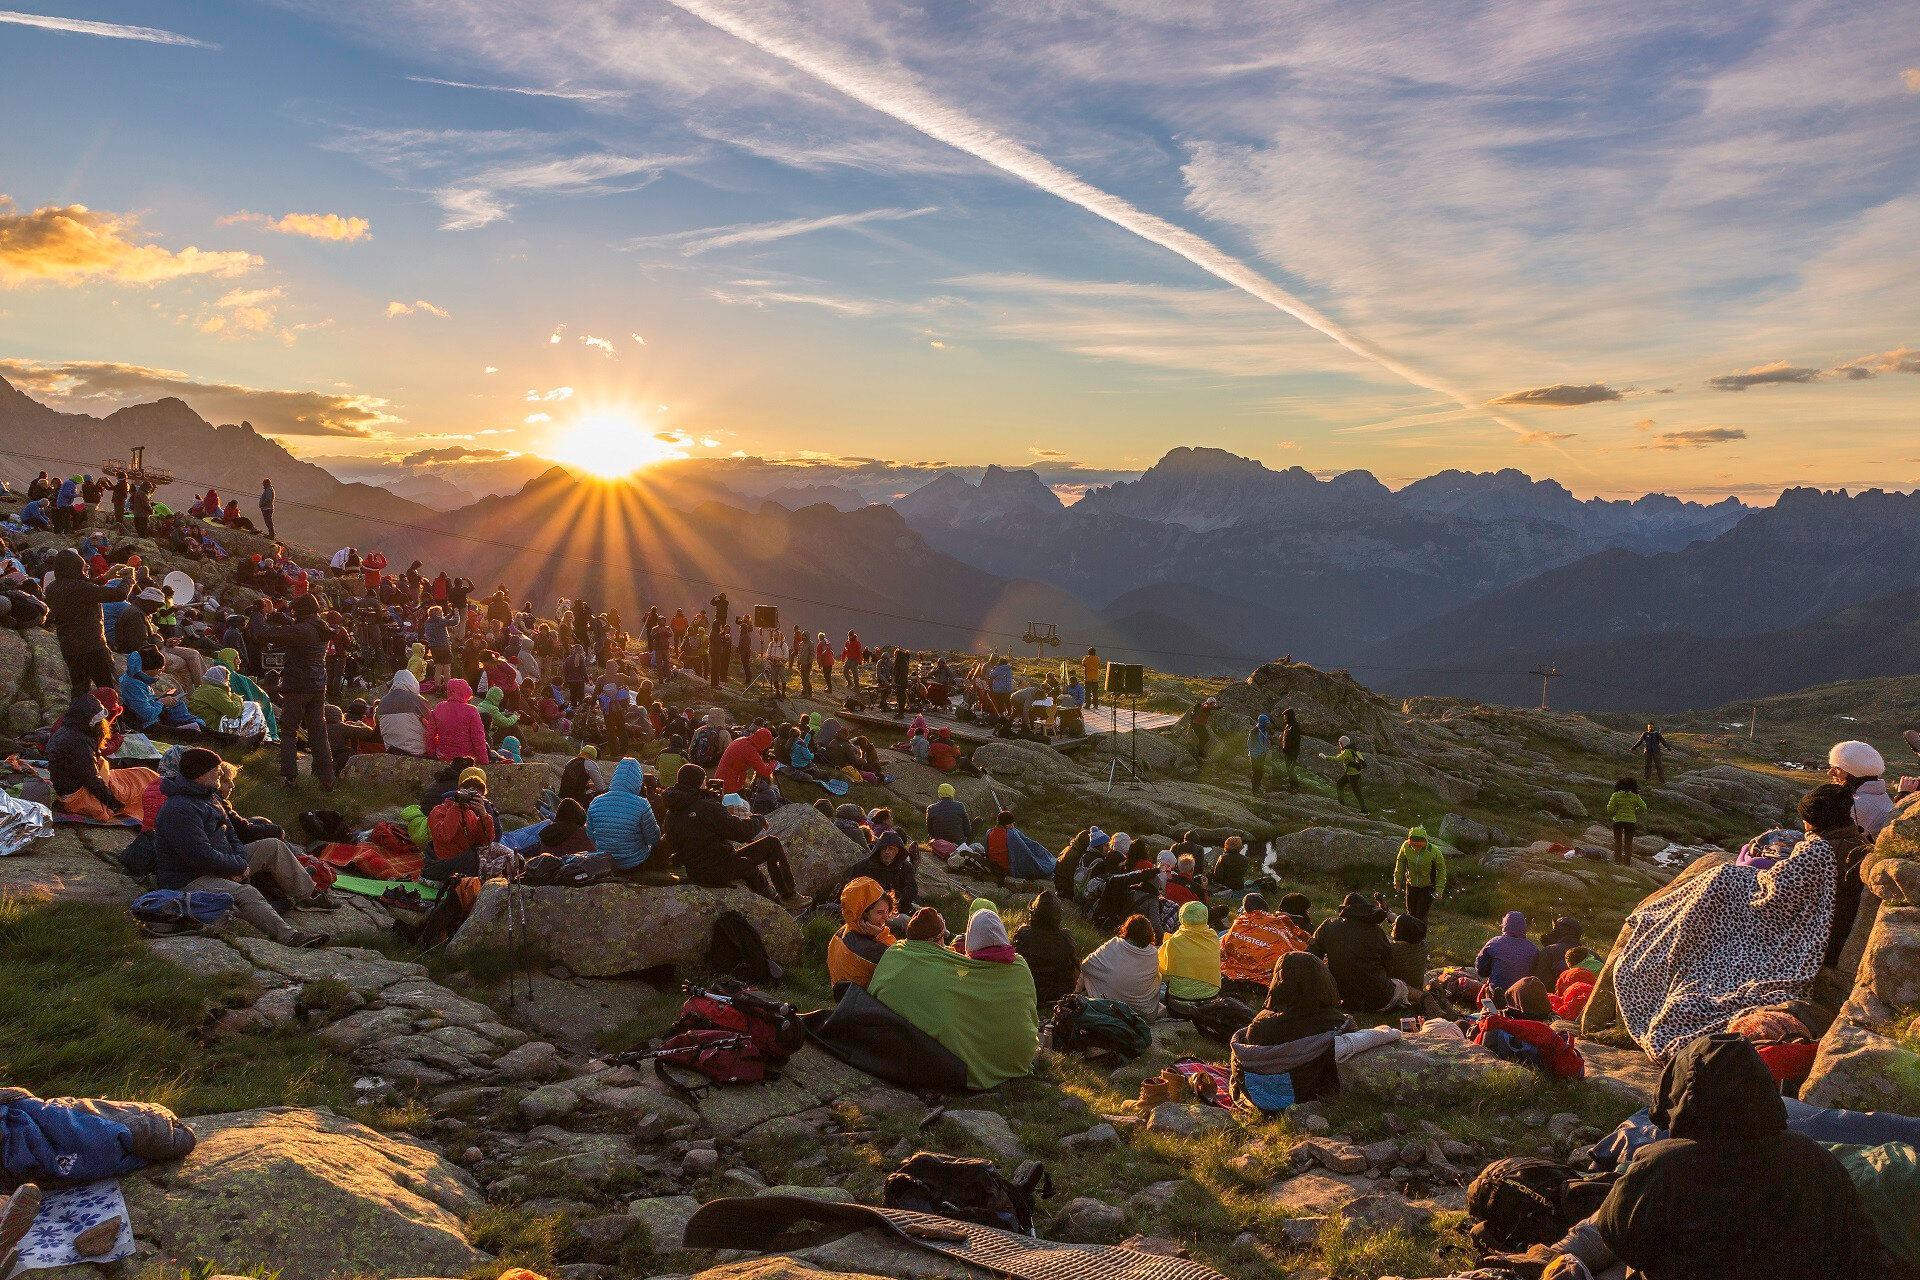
[458,766,488,791]
[179,747,222,780]
[579,745,597,759]
[676,762,706,789]
[905,907,947,941]
[937,782,955,799]
[1828,740,1885,778]
[292,593,321,618]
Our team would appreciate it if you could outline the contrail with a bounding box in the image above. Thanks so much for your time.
[660,0,1531,435]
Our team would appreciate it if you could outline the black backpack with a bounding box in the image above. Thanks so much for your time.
[1179,995,1259,1045]
[884,1153,1051,1234]
[1466,1157,1616,1253]
[118,830,158,880]
[709,910,782,983]
[1046,994,1153,1063]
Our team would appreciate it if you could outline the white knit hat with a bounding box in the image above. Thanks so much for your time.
[1829,740,1885,777]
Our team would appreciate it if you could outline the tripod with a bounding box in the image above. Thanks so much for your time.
[1105,693,1151,792]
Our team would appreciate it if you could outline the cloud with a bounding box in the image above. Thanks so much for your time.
[1905,69,1920,92]
[630,332,646,344]
[1635,426,1748,451]
[1517,429,1578,444]
[405,75,627,102]
[1830,346,1920,379]
[526,386,573,402]
[191,285,311,344]
[1028,448,1068,459]
[400,445,517,465]
[581,334,614,353]
[1706,361,1820,391]
[629,206,936,257]
[220,210,371,242]
[0,9,213,47]
[0,358,397,436]
[0,197,258,286]
[386,299,449,318]
[1631,418,1657,432]
[548,325,565,344]
[524,412,552,424]
[1487,383,1623,407]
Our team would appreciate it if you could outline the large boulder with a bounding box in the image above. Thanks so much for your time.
[0,828,135,906]
[1215,661,1409,752]
[449,880,803,977]
[1857,906,1920,1011]
[1438,813,1493,854]
[123,1107,487,1280]
[970,739,1087,793]
[762,803,868,900]
[1340,1024,1528,1102]
[338,753,555,818]
[1800,1022,1920,1113]
[1268,826,1401,871]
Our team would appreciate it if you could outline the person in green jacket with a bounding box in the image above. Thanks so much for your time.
[1607,777,1648,865]
[190,665,268,746]
[1393,825,1446,920]
[1320,735,1368,813]
[478,685,520,735]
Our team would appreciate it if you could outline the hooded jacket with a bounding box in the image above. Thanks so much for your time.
[254,610,331,695]
[1012,890,1080,1005]
[188,667,246,726]
[1532,916,1584,983]
[715,726,776,794]
[1159,899,1223,1001]
[1476,911,1541,992]
[1393,827,1447,893]
[153,774,252,890]
[1593,1033,1892,1280]
[45,549,129,657]
[117,650,169,728]
[659,772,760,886]
[828,876,897,988]
[47,705,116,809]
[425,679,490,762]
[925,793,973,845]
[1309,892,1397,1012]
[477,685,519,729]
[1233,951,1353,1109]
[376,670,429,756]
[585,758,661,870]
[111,597,159,656]
[844,834,919,910]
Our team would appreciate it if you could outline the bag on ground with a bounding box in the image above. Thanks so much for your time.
[1465,1156,1615,1253]
[129,889,235,933]
[709,910,783,983]
[1046,994,1153,1062]
[884,1152,1051,1234]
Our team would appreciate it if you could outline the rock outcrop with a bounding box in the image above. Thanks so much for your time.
[1340,1024,1527,1101]
[338,752,556,818]
[1268,825,1403,871]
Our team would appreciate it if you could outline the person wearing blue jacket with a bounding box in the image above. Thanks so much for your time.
[1247,714,1273,792]
[118,650,204,733]
[586,756,661,871]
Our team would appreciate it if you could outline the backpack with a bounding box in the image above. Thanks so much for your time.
[299,809,347,843]
[1046,994,1153,1063]
[130,889,235,935]
[1466,1157,1616,1253]
[651,1029,777,1098]
[689,726,725,769]
[709,910,783,984]
[118,829,158,879]
[884,1153,1052,1235]
[1179,996,1259,1045]
[609,980,804,1068]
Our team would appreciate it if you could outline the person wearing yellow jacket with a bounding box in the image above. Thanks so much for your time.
[1159,899,1223,1002]
[1393,825,1446,921]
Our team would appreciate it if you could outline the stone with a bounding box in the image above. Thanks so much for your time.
[0,829,131,906]
[1438,813,1493,854]
[252,986,301,1030]
[627,1195,703,1251]
[1865,856,1920,908]
[1801,1021,1920,1112]
[1058,1123,1119,1152]
[1054,1197,1126,1242]
[676,1043,918,1139]
[318,1007,421,1052]
[719,1168,767,1195]
[1268,826,1402,871]
[761,803,882,899]
[231,936,426,994]
[940,1109,1027,1163]
[1126,1180,1186,1215]
[1269,1171,1372,1216]
[573,1214,641,1246]
[1547,1113,1582,1143]
[1279,1216,1327,1244]
[1145,1103,1237,1136]
[1860,907,1920,1010]
[493,1040,563,1081]
[1344,1193,1434,1232]
[795,1231,1002,1280]
[1341,1023,1527,1101]
[451,880,803,978]
[147,934,255,979]
[1117,1235,1187,1257]
[519,1084,582,1123]
[1359,1139,1401,1169]
[1535,789,1587,819]
[760,1185,856,1203]
[557,1266,617,1280]
[683,1147,721,1177]
[379,978,503,1029]
[1300,1139,1369,1175]
[340,753,553,818]
[120,1107,485,1280]
[525,1129,651,1182]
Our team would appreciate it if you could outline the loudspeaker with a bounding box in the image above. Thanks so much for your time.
[1104,663,1144,695]
[753,604,780,630]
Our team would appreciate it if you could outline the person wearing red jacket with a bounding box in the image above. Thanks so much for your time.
[716,726,776,794]
[815,633,835,693]
[423,768,501,881]
[842,632,862,688]
[425,678,490,762]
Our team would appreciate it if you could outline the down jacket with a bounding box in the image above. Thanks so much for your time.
[425,679,490,762]
[585,758,661,870]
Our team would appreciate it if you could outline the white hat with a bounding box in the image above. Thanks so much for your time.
[1829,740,1885,777]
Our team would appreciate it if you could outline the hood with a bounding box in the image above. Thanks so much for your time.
[1502,911,1530,938]
[1406,825,1429,843]
[1543,916,1582,945]
[1338,891,1386,924]
[409,642,425,657]
[1029,890,1062,931]
[159,774,215,801]
[1256,714,1270,727]
[447,678,473,703]
[124,651,148,678]
[965,907,1011,953]
[481,686,505,706]
[204,666,231,688]
[390,669,420,696]
[1653,1033,1787,1141]
[751,726,773,749]
[1177,899,1211,929]
[215,647,240,669]
[1506,976,1555,1019]
[1266,950,1340,1015]
[611,757,645,796]
[52,548,86,579]
[841,875,889,926]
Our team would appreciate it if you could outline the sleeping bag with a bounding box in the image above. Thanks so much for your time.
[0,1088,196,1188]
[868,938,1039,1089]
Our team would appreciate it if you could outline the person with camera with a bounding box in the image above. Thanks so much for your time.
[659,762,796,902]
[423,767,502,882]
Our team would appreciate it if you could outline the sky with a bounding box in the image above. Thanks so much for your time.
[1,0,1917,503]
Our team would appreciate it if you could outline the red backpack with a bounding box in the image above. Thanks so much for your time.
[616,981,804,1097]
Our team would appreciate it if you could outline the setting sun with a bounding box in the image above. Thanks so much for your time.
[547,410,687,479]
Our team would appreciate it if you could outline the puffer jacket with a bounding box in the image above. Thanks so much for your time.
[715,726,775,794]
[254,615,330,694]
[585,758,661,870]
[152,774,250,889]
[425,679,490,761]
[377,669,429,756]
[1393,827,1447,892]
[117,651,166,728]
[44,549,128,657]
[47,715,115,809]
[427,791,498,859]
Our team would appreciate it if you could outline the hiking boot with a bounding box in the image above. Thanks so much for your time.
[0,1183,42,1258]
[1137,1073,1180,1110]
[285,930,329,948]
[302,890,345,912]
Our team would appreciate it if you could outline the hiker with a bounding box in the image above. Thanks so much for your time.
[715,726,776,795]
[1277,708,1301,790]
[1533,917,1585,984]
[845,829,919,912]
[1189,696,1216,758]
[1077,914,1165,1020]
[1012,889,1080,1005]
[892,644,911,713]
[1320,735,1368,812]
[1606,776,1648,864]
[375,669,429,756]
[559,745,602,809]
[659,762,796,900]
[111,586,164,658]
[258,478,275,538]
[422,767,501,880]
[827,877,897,988]
[1247,714,1273,790]
[1570,1035,1893,1279]
[1160,899,1223,1003]
[1829,740,1894,838]
[904,905,947,945]
[586,758,661,872]
[45,548,129,692]
[1477,911,1541,993]
[154,748,331,947]
[211,649,277,740]
[188,666,268,746]
[256,595,335,789]
[1310,892,1410,1012]
[1219,892,1312,993]
[1392,825,1446,919]
[1803,782,1872,968]
[1631,722,1669,783]
[867,911,1040,1090]
[1163,853,1209,906]
[1229,952,1401,1113]
[47,693,157,823]
[925,782,973,851]
[425,678,490,762]
[815,632,834,693]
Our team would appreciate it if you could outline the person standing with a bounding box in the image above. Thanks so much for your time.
[258,478,276,539]
[110,472,128,526]
[892,644,911,713]
[1189,696,1217,760]
[1321,735,1368,813]
[843,631,862,689]
[816,632,834,694]
[257,594,335,790]
[1607,777,1648,865]
[708,617,731,689]
[1392,825,1446,920]
[1247,713,1272,792]
[1278,708,1302,792]
[45,549,128,692]
[1631,722,1668,784]
[736,616,753,685]
[130,481,152,539]
[1082,647,1101,712]
[794,624,814,697]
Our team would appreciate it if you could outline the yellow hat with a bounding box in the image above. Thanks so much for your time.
[937,782,955,799]
[579,745,598,759]
[458,766,488,791]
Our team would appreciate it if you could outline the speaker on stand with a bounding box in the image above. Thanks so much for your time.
[1103,663,1149,792]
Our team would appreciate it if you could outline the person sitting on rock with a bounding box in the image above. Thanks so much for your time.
[984,809,1057,880]
[828,877,897,988]
[1500,976,1557,1022]
[559,745,602,809]
[1012,889,1080,1006]
[1828,740,1895,838]
[188,666,267,747]
[1159,899,1223,1004]
[905,905,948,946]
[833,802,873,849]
[1077,914,1165,1021]
[1230,951,1400,1114]
[1163,853,1210,907]
[868,906,1039,1091]
[1388,911,1429,994]
[423,767,501,882]
[1532,917,1585,985]
[586,757,661,873]
[715,725,776,795]
[1310,892,1411,1012]
[47,692,158,824]
[1476,911,1541,994]
[1219,892,1311,998]
[658,762,796,900]
[958,904,1018,962]
[119,649,205,734]
[374,668,429,756]
[924,782,973,852]
[843,829,918,913]
[1211,836,1250,897]
[425,678,490,763]
[1801,782,1873,969]
[154,748,332,947]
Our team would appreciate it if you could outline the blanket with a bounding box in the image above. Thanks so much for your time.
[868,939,1039,1090]
[1611,836,1834,1059]
[4,1180,133,1277]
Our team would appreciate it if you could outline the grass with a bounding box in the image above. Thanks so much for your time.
[0,895,355,1115]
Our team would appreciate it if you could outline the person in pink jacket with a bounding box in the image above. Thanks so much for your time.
[716,726,776,794]
[425,678,491,762]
